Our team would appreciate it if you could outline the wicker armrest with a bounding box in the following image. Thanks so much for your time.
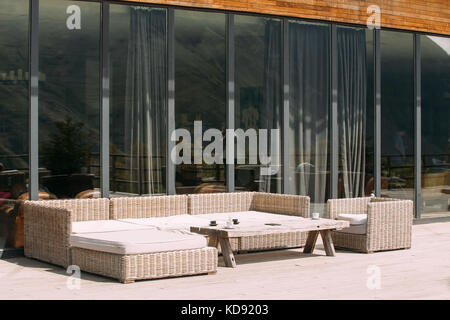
[366,200,413,251]
[326,197,372,220]
[24,202,73,267]
[252,193,310,218]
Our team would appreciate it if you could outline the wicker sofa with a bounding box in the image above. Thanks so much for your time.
[326,197,413,253]
[24,192,309,283]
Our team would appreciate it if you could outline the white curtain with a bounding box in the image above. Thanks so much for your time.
[261,19,282,193]
[289,22,330,206]
[337,28,366,198]
[124,7,166,195]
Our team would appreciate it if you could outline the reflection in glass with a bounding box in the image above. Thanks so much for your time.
[39,0,101,199]
[381,31,414,202]
[288,21,330,215]
[337,27,374,198]
[421,35,450,218]
[0,0,29,249]
[110,5,167,196]
[235,16,282,193]
[174,10,226,194]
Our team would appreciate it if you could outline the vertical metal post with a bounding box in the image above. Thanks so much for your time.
[28,0,39,200]
[282,19,290,194]
[167,8,176,195]
[414,34,422,219]
[226,14,235,192]
[374,29,381,197]
[330,24,338,199]
[100,2,110,198]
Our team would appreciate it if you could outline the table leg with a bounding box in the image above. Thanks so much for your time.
[218,237,236,268]
[303,230,319,254]
[320,230,336,257]
[208,235,219,248]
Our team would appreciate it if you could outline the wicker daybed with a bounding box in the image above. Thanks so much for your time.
[24,197,217,283]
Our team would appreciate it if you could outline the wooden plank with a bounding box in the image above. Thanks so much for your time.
[191,218,349,238]
[207,235,219,248]
[116,0,450,36]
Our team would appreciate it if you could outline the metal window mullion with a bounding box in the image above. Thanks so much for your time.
[167,8,176,195]
[330,24,338,199]
[282,18,290,194]
[29,0,39,201]
[226,14,235,193]
[100,2,110,198]
[414,34,421,219]
[374,29,381,197]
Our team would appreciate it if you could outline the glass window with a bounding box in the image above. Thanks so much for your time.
[0,0,29,249]
[109,5,167,196]
[39,0,101,199]
[174,10,226,194]
[381,31,414,203]
[337,27,374,198]
[421,35,450,218]
[234,15,282,193]
[288,21,330,215]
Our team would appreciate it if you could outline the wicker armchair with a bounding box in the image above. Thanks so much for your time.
[326,197,413,253]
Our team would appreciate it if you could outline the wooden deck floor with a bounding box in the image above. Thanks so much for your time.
[0,222,449,300]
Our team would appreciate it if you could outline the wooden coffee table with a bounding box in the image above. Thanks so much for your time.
[190,218,350,268]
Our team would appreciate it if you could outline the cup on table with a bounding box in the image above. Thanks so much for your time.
[210,220,217,226]
[312,212,320,220]
[233,218,239,224]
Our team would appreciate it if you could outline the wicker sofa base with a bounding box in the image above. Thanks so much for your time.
[208,232,307,254]
[331,231,411,253]
[71,247,218,283]
[331,231,369,253]
[240,232,308,252]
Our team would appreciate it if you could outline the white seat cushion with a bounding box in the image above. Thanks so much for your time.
[70,229,207,255]
[336,213,367,225]
[119,214,208,232]
[72,220,155,234]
